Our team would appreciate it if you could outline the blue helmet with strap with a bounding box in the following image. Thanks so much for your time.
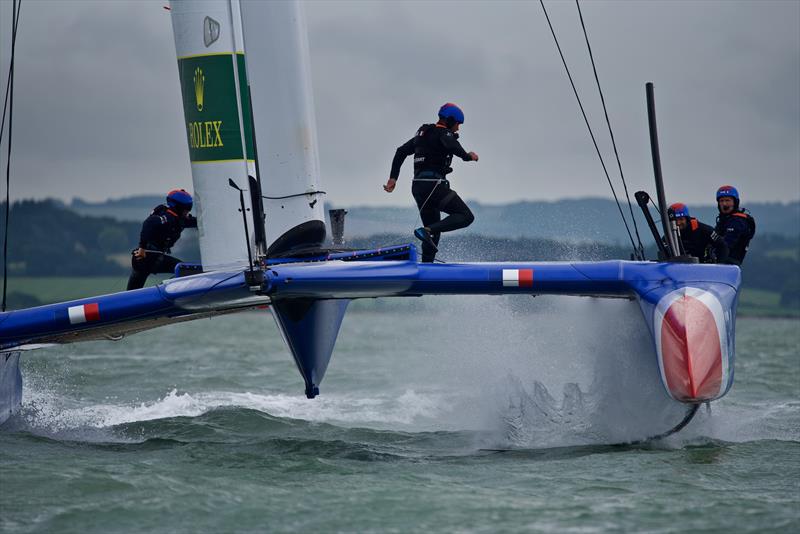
[716,184,740,210]
[716,185,739,202]
[166,189,193,211]
[438,102,464,127]
[668,202,690,220]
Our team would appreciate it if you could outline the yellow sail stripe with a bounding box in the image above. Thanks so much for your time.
[177,51,245,60]
[190,159,255,164]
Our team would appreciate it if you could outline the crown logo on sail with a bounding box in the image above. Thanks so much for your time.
[203,16,220,47]
[194,67,205,112]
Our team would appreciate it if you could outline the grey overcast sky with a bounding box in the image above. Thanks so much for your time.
[1,0,798,208]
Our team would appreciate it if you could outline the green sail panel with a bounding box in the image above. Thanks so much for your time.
[177,53,253,162]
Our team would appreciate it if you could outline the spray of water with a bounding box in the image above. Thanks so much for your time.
[398,294,696,447]
[9,297,796,449]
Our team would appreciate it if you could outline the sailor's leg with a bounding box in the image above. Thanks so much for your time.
[152,255,182,275]
[126,253,180,290]
[419,207,441,263]
[413,181,443,262]
[427,189,474,233]
[127,254,150,290]
[126,268,149,290]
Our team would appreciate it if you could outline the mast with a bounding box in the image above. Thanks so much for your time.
[645,82,679,258]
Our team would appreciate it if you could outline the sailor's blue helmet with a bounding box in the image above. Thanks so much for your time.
[716,185,739,202]
[167,189,193,211]
[668,202,690,220]
[438,102,465,125]
[716,185,740,209]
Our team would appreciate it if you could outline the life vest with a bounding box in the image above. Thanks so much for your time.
[145,205,186,252]
[716,209,756,263]
[732,210,756,237]
[413,123,455,177]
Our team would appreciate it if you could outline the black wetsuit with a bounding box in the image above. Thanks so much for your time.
[390,123,475,262]
[714,210,755,265]
[677,217,728,263]
[126,205,198,290]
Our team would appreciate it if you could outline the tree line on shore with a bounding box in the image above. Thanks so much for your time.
[1,200,797,310]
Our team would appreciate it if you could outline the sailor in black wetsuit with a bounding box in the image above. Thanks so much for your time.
[384,103,479,262]
[713,185,756,266]
[668,202,728,263]
[126,189,198,290]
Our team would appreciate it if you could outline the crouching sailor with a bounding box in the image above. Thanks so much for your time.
[383,102,479,263]
[668,202,728,262]
[714,185,756,266]
[126,189,197,290]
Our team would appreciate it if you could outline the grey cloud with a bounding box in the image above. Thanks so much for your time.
[0,0,797,207]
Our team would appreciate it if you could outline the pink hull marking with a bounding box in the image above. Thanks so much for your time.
[660,295,723,401]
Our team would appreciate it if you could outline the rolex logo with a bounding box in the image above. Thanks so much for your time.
[194,67,204,112]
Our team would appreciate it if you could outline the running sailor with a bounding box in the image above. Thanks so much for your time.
[384,103,479,263]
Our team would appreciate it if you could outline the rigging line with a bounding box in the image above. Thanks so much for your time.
[575,0,645,260]
[623,403,700,445]
[261,190,326,200]
[538,0,639,256]
[0,0,22,146]
[647,197,663,223]
[2,0,20,313]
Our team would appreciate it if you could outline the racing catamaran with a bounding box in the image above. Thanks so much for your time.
[0,1,741,439]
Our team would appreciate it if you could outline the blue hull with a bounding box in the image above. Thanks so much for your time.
[0,246,742,419]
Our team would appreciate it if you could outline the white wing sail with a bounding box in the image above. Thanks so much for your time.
[169,0,255,270]
[238,0,326,254]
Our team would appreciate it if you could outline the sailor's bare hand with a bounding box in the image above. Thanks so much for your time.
[468,152,479,162]
[133,248,146,260]
[383,178,397,193]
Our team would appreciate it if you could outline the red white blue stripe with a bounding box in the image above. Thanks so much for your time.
[67,303,100,325]
[502,269,534,287]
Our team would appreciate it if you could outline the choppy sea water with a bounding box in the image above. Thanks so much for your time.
[1,296,798,533]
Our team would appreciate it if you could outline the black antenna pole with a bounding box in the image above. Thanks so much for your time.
[634,190,669,258]
[228,178,254,272]
[645,82,678,258]
[246,84,267,258]
[248,174,266,255]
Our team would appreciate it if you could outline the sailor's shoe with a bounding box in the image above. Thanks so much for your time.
[414,227,438,252]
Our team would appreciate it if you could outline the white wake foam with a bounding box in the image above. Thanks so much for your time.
[17,386,447,433]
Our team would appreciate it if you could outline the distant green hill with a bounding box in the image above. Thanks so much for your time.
[0,200,200,277]
[68,195,799,246]
[331,199,799,246]
[1,198,797,316]
[70,195,164,223]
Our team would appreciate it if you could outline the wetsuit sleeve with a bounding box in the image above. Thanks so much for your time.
[138,215,163,249]
[389,137,416,180]
[720,217,748,250]
[701,222,729,264]
[184,214,198,229]
[440,132,472,161]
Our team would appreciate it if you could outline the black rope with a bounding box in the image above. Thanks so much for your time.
[479,402,701,452]
[575,0,645,260]
[0,0,22,147]
[623,403,700,445]
[539,0,640,257]
[261,190,326,200]
[648,196,662,223]
[2,0,21,313]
